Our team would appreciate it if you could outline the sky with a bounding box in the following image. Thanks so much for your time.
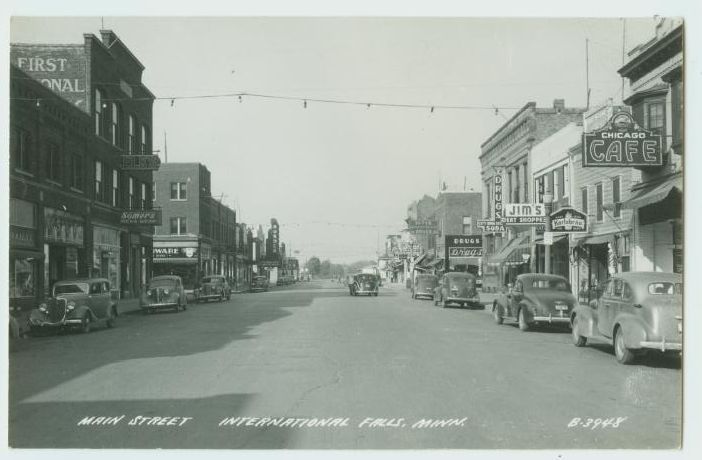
[8,15,661,263]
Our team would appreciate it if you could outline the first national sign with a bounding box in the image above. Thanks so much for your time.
[121,155,161,170]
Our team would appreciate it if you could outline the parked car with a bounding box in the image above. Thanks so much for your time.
[251,275,270,292]
[570,272,682,364]
[141,275,187,313]
[434,272,481,308]
[350,273,379,296]
[412,274,439,300]
[28,278,118,333]
[195,275,231,302]
[492,273,575,330]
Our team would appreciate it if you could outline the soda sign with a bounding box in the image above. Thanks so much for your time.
[477,219,506,233]
[582,112,662,167]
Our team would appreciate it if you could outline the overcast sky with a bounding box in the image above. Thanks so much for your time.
[10,16,659,263]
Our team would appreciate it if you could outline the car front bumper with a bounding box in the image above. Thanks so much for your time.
[355,289,377,295]
[446,297,481,304]
[639,339,682,352]
[141,302,178,309]
[532,313,571,324]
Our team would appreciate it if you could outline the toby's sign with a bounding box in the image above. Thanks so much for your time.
[582,112,662,167]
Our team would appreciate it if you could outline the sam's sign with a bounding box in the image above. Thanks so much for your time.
[582,112,663,167]
[549,207,587,233]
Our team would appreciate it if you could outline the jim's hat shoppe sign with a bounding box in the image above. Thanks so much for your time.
[582,112,662,167]
[549,207,587,233]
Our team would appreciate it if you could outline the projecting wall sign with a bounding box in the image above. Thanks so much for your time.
[582,112,663,167]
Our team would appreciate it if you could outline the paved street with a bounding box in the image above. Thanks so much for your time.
[9,281,681,449]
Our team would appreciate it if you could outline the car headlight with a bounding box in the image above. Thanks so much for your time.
[38,303,48,313]
[164,289,170,295]
[66,301,76,311]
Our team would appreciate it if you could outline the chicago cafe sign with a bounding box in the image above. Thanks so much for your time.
[582,112,663,167]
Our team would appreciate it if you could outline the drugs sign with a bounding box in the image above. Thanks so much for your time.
[550,207,587,233]
[582,112,662,167]
[445,234,483,258]
[502,203,546,226]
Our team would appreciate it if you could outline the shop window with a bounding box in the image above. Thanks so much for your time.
[596,183,603,222]
[612,176,621,218]
[128,115,136,154]
[10,256,37,298]
[71,154,84,190]
[170,182,187,200]
[46,142,61,182]
[12,127,32,173]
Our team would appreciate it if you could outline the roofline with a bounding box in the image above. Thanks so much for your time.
[480,101,536,150]
[618,23,683,79]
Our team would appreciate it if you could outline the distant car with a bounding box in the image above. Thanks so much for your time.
[141,275,187,313]
[251,275,269,292]
[195,275,231,302]
[412,274,439,300]
[29,278,118,333]
[350,273,379,296]
[570,272,682,364]
[434,272,481,308]
[492,273,575,330]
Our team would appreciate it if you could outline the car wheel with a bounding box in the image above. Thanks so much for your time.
[80,313,92,333]
[106,306,116,328]
[518,308,530,331]
[614,327,635,364]
[493,304,503,325]
[183,297,187,310]
[571,316,587,347]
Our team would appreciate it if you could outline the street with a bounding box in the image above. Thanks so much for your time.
[8,281,681,449]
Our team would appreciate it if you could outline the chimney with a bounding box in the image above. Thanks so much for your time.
[100,30,117,47]
[553,99,565,112]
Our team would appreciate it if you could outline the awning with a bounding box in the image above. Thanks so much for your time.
[153,258,198,264]
[428,258,444,269]
[534,235,569,245]
[575,233,615,246]
[488,235,530,266]
[622,174,682,209]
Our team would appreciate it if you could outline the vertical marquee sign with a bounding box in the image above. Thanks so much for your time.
[478,167,506,234]
[582,112,663,167]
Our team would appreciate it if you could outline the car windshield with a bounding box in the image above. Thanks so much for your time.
[648,282,683,295]
[149,279,177,288]
[528,279,570,291]
[356,275,375,282]
[447,276,473,286]
[417,276,438,286]
[53,283,88,295]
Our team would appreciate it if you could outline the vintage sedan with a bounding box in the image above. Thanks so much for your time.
[195,275,231,302]
[141,275,187,313]
[350,273,379,296]
[412,274,439,300]
[492,273,575,330]
[570,272,682,364]
[251,275,270,292]
[29,278,118,333]
[434,272,481,308]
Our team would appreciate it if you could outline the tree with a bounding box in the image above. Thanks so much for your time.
[306,257,321,276]
[320,259,332,277]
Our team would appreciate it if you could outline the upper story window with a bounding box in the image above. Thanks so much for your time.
[46,142,61,182]
[581,187,588,216]
[152,182,156,203]
[95,160,104,202]
[95,89,109,138]
[141,182,147,210]
[141,124,149,154]
[111,103,122,147]
[596,182,604,222]
[462,217,472,234]
[129,177,136,209]
[170,217,187,235]
[522,162,528,203]
[71,154,83,191]
[513,165,521,203]
[553,168,560,202]
[12,127,32,173]
[170,182,187,200]
[128,115,136,154]
[112,170,119,207]
[612,176,622,218]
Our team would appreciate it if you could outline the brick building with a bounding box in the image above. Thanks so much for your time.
[480,99,585,292]
[433,191,482,272]
[405,195,437,254]
[152,162,239,292]
[10,30,156,309]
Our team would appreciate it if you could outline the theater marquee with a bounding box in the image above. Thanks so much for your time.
[582,112,662,167]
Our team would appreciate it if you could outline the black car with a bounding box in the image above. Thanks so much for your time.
[350,274,379,296]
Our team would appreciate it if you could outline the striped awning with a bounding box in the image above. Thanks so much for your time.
[622,174,682,209]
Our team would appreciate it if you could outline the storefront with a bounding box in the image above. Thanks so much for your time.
[92,224,121,297]
[485,234,531,291]
[43,207,86,296]
[624,173,682,274]
[534,234,570,281]
[9,199,42,309]
[152,237,200,292]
